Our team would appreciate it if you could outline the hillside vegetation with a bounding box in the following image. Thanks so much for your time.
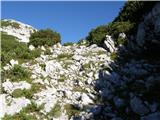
[1,33,41,67]
[86,1,157,46]
[29,29,61,47]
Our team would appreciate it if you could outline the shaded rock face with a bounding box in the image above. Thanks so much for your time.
[130,97,149,116]
[135,3,160,56]
[141,112,160,120]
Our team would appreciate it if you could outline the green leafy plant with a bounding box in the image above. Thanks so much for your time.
[6,65,31,82]
[29,29,61,47]
[1,20,20,29]
[57,53,73,60]
[63,42,74,46]
[86,25,108,46]
[12,83,44,99]
[48,103,61,118]
[64,104,81,119]
[1,33,41,66]
[110,52,119,60]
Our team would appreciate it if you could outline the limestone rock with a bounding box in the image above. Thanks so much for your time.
[103,35,116,53]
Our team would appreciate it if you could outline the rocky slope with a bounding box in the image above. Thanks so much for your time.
[1,2,160,120]
[1,42,111,119]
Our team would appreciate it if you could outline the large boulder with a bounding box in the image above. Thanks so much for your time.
[103,35,116,53]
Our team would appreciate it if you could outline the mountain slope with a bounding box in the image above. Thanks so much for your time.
[1,2,160,120]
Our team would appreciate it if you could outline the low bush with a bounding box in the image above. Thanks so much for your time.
[86,21,133,46]
[57,53,73,60]
[6,65,31,82]
[48,103,61,118]
[63,42,74,46]
[2,108,37,120]
[86,25,108,46]
[12,83,44,99]
[1,33,41,66]
[110,52,119,60]
[64,104,81,119]
[1,20,20,29]
[29,29,61,47]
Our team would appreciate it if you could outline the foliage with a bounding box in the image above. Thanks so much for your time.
[115,37,127,46]
[29,29,61,47]
[107,21,134,38]
[1,33,41,66]
[2,108,37,120]
[57,53,73,60]
[1,20,20,29]
[12,83,44,99]
[64,104,81,119]
[3,65,31,82]
[58,75,66,82]
[48,103,61,118]
[77,39,89,46]
[24,101,44,113]
[113,1,156,35]
[114,1,156,23]
[86,25,108,46]
[63,42,74,46]
[110,52,119,60]
[44,49,52,55]
[86,1,156,46]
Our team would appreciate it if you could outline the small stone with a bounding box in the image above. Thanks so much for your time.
[10,59,18,67]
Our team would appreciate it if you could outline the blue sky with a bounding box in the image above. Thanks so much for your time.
[1,1,125,43]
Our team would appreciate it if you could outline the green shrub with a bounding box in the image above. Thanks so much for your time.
[2,108,37,120]
[58,75,66,82]
[86,22,133,46]
[44,49,52,55]
[24,101,44,113]
[77,39,89,46]
[110,52,119,60]
[57,53,73,60]
[64,104,81,119]
[1,33,41,66]
[30,48,41,58]
[116,37,127,46]
[7,65,31,82]
[12,83,44,99]
[86,25,108,46]
[107,21,134,38]
[29,29,61,47]
[1,20,20,29]
[48,103,61,118]
[63,42,74,46]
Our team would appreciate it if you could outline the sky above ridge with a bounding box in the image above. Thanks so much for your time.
[1,1,125,43]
